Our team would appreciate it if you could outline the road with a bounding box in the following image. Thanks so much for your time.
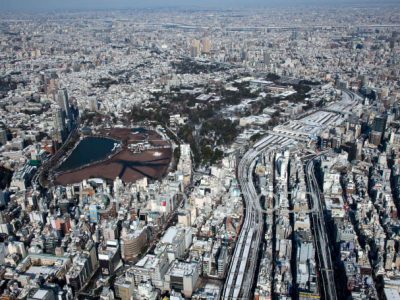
[222,134,295,299]
[33,122,79,188]
[305,158,337,300]
[222,90,360,299]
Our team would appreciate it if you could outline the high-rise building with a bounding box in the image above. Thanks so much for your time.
[85,240,99,275]
[156,226,192,263]
[53,108,66,143]
[8,241,27,258]
[120,226,148,262]
[66,254,94,294]
[57,88,71,119]
[217,246,228,277]
[102,220,119,240]
[263,50,271,66]
[370,131,382,146]
[240,47,247,61]
[44,235,59,255]
[201,38,211,54]
[0,129,7,145]
[89,204,99,223]
[52,215,72,236]
[373,115,387,143]
[356,139,363,160]
[190,39,201,57]
[373,115,387,133]
[98,240,121,276]
[0,190,8,207]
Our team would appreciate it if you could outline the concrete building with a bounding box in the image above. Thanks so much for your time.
[98,240,121,276]
[155,226,192,263]
[129,250,170,290]
[120,226,148,262]
[164,260,200,298]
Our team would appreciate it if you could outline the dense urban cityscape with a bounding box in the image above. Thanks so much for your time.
[0,1,399,299]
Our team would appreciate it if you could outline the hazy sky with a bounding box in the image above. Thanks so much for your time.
[0,0,397,11]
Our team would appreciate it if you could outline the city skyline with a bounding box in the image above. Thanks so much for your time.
[1,0,399,11]
[0,2,399,300]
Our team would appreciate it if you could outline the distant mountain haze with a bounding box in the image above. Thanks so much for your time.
[0,0,398,11]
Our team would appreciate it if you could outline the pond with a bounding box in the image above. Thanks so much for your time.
[57,137,120,172]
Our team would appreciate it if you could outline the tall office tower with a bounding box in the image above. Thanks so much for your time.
[201,38,211,54]
[53,108,66,143]
[373,115,387,134]
[57,88,71,119]
[190,39,201,57]
[263,50,271,65]
[390,32,397,50]
[240,47,247,61]
[373,115,387,143]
